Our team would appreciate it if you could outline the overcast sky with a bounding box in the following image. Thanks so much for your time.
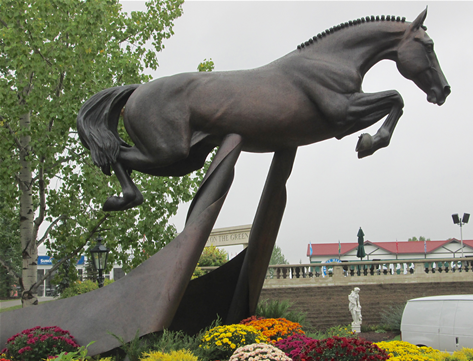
[120,1,473,263]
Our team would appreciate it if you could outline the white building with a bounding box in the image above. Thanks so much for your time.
[307,238,473,264]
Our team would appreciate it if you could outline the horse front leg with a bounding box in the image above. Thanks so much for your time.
[342,90,404,158]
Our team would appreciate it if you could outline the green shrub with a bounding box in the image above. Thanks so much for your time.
[150,329,202,355]
[305,324,356,340]
[140,349,198,361]
[59,279,114,299]
[197,245,228,267]
[379,302,406,331]
[255,299,308,326]
[192,245,228,279]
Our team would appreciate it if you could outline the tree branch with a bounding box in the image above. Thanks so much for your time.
[36,215,68,247]
[26,28,53,67]
[31,151,86,182]
[33,164,46,241]
[0,254,21,280]
[55,72,65,98]
[0,18,8,28]
[4,122,22,151]
[31,213,111,294]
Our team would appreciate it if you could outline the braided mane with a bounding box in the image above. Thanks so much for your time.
[297,15,424,50]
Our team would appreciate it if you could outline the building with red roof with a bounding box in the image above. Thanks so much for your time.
[307,238,473,264]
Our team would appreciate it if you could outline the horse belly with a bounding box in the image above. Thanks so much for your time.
[187,74,336,152]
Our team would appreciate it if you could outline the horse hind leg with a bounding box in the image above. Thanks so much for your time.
[103,161,143,211]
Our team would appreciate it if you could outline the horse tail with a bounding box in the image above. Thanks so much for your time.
[77,84,140,175]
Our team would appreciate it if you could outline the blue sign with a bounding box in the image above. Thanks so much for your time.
[322,258,342,276]
[37,255,85,266]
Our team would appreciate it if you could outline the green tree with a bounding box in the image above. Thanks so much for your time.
[198,245,228,267]
[0,0,206,307]
[408,236,430,242]
[267,244,288,279]
[269,245,289,265]
[0,196,21,298]
[197,58,215,72]
[192,244,227,278]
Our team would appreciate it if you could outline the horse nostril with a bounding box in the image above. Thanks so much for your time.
[444,85,451,96]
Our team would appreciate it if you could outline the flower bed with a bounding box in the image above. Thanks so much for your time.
[1,326,80,361]
[295,336,389,361]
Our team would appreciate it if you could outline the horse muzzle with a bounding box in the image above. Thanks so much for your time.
[427,85,451,106]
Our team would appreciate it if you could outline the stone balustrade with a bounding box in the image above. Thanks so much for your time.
[200,258,473,288]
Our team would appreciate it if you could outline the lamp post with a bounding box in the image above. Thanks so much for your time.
[89,234,110,288]
[452,213,470,258]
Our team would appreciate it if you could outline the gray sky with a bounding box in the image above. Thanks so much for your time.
[120,1,473,263]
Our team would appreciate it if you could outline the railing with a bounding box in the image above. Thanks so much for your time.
[200,258,473,288]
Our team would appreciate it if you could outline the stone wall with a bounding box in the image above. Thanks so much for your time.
[260,281,473,331]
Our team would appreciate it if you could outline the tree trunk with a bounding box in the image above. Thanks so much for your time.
[19,111,38,307]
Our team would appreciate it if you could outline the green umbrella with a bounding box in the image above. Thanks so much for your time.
[356,227,366,260]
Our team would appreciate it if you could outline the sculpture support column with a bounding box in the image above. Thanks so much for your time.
[0,134,244,356]
[226,148,297,324]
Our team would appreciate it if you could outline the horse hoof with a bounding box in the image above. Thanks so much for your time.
[356,133,373,152]
[103,194,143,211]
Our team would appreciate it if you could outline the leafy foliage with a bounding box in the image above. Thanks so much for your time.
[269,245,289,265]
[197,59,215,72]
[408,236,430,242]
[0,0,212,305]
[192,245,227,278]
[379,302,406,331]
[140,350,198,361]
[255,299,308,326]
[197,245,228,267]
[0,197,20,298]
[58,279,114,299]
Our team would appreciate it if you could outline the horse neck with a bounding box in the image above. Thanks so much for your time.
[310,21,409,76]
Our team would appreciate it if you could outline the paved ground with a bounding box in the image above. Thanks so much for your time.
[0,297,57,309]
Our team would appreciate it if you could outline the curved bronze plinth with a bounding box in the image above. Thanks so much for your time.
[0,142,297,356]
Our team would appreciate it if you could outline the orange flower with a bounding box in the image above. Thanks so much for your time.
[245,318,304,343]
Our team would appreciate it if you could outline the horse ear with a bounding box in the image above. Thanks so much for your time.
[409,7,428,31]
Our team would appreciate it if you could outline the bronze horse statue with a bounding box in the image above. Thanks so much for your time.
[0,9,451,357]
[78,8,449,212]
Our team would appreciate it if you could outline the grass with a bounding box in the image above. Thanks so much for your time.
[0,305,22,313]
[0,299,55,313]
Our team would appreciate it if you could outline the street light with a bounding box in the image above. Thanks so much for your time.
[89,234,110,288]
[452,213,470,258]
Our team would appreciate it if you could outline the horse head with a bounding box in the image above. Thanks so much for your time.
[396,8,451,105]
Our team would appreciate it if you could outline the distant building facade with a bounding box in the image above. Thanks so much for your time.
[36,254,125,297]
[307,238,473,264]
